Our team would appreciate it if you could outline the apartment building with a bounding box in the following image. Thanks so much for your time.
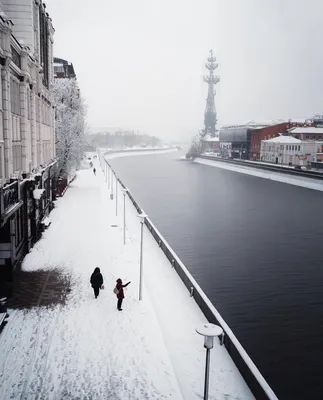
[0,1,57,294]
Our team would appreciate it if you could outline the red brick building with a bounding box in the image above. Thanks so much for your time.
[250,123,289,161]
[249,120,315,160]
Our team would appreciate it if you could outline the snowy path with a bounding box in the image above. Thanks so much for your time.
[0,157,253,400]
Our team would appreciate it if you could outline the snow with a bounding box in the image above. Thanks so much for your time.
[244,119,286,126]
[203,135,219,142]
[33,188,45,200]
[41,216,51,227]
[195,157,323,192]
[289,127,323,134]
[289,118,311,123]
[263,135,301,143]
[0,155,254,400]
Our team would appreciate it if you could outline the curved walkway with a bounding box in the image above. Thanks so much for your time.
[0,157,253,400]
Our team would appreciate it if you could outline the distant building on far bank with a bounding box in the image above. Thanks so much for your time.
[289,127,323,141]
[260,135,323,166]
[219,121,287,160]
[54,58,76,79]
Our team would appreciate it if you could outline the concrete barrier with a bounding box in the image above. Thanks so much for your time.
[100,150,278,400]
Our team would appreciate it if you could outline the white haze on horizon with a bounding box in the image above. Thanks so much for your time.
[47,0,323,141]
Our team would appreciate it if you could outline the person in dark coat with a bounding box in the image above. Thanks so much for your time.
[93,168,96,175]
[90,267,103,298]
[115,278,131,311]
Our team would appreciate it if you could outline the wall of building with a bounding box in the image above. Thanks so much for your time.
[250,123,289,161]
[0,2,57,288]
[0,1,55,182]
[3,0,33,51]
[260,141,323,166]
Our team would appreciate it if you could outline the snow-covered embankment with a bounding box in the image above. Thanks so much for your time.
[195,157,323,192]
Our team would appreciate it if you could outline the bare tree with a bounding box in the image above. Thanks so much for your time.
[54,78,86,177]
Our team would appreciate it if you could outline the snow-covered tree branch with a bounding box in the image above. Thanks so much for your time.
[54,78,86,177]
[186,130,204,158]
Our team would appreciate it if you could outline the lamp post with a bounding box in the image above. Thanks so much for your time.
[122,187,128,244]
[110,171,114,200]
[196,323,223,400]
[108,165,111,189]
[137,212,147,301]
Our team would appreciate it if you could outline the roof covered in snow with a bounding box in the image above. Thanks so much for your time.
[245,119,287,127]
[263,135,302,144]
[289,127,323,134]
[221,120,287,131]
[289,118,312,123]
[203,135,219,142]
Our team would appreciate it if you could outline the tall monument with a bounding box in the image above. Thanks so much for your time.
[186,50,220,158]
[203,50,220,137]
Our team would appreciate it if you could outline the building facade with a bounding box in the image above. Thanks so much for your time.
[289,127,323,141]
[260,135,323,166]
[0,1,56,294]
[54,57,76,79]
[249,122,290,161]
[219,125,252,159]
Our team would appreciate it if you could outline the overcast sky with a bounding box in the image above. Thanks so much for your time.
[47,0,323,141]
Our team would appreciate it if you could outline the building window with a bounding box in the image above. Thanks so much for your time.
[12,143,22,172]
[39,7,49,88]
[33,4,38,54]
[36,96,40,122]
[15,207,24,247]
[11,46,21,69]
[27,89,31,120]
[10,78,21,115]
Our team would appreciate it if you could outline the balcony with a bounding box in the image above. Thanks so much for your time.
[0,181,23,227]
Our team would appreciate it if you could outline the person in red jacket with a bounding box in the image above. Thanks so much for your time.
[115,278,131,311]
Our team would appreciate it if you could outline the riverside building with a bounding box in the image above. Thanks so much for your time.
[0,1,57,294]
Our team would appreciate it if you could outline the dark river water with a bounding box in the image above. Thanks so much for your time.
[110,150,323,400]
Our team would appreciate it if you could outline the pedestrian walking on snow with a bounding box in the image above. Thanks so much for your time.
[93,167,96,175]
[90,267,104,298]
[114,278,131,311]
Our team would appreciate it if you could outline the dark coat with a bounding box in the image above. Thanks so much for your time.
[116,280,130,299]
[90,268,103,288]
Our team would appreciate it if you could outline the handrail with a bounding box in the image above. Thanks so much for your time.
[98,148,279,400]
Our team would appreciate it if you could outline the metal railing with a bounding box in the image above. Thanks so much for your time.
[99,149,279,400]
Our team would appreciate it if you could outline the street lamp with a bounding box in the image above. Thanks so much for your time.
[196,323,223,400]
[137,212,147,301]
[122,187,128,244]
[110,171,114,200]
[108,165,111,189]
